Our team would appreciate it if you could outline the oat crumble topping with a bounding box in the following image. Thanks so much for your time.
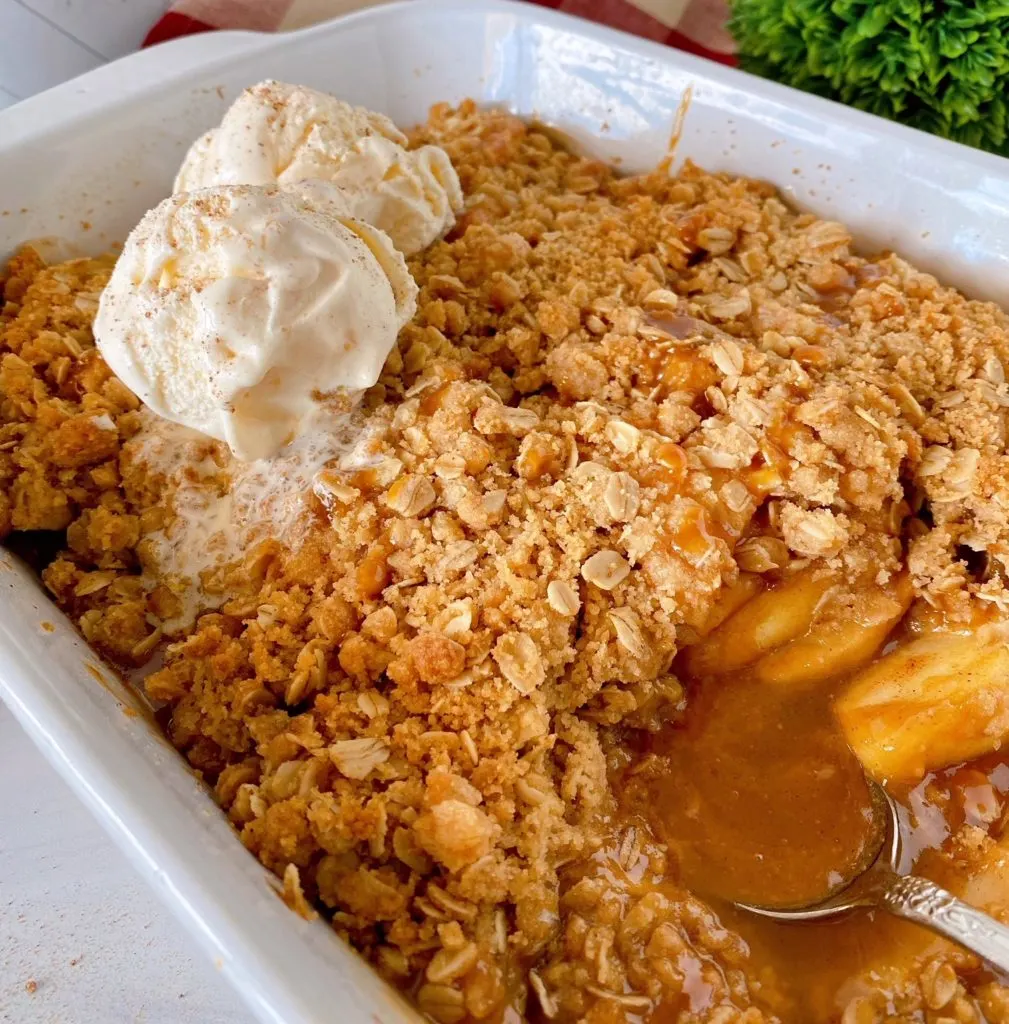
[5,101,1009,1023]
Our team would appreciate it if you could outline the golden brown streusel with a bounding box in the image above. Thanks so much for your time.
[7,101,1009,1023]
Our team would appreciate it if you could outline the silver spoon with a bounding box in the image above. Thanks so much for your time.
[736,779,1009,972]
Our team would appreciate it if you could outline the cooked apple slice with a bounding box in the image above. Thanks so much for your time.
[686,572,765,639]
[754,574,912,688]
[683,569,836,678]
[835,624,1009,783]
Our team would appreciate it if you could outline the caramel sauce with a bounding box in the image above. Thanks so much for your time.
[556,818,754,1023]
[703,756,1009,1022]
[350,466,380,493]
[519,439,564,482]
[741,463,783,498]
[669,513,718,564]
[791,344,830,369]
[356,544,391,598]
[812,277,856,314]
[766,418,814,456]
[619,622,1009,1022]
[659,350,719,397]
[420,382,452,416]
[658,84,694,175]
[624,673,878,910]
[739,416,811,496]
[651,504,735,569]
[639,443,689,496]
[896,757,1009,871]
[684,503,733,550]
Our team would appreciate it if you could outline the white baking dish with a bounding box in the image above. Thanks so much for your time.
[2,2,1009,1021]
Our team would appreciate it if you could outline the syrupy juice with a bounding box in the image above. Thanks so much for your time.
[616,664,1009,1022]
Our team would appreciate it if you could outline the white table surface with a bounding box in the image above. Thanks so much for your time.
[0,1,255,1020]
[0,706,251,1024]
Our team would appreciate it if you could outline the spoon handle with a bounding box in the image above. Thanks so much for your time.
[881,873,1009,972]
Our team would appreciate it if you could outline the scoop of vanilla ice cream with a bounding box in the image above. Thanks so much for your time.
[95,182,417,461]
[174,80,463,256]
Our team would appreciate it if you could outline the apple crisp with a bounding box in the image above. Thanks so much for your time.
[6,100,1009,1023]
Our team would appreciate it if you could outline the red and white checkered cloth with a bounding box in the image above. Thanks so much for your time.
[143,0,736,66]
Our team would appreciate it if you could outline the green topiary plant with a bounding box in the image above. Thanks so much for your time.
[729,0,1009,155]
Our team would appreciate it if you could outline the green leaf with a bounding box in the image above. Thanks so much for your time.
[729,0,1009,155]
[850,3,897,40]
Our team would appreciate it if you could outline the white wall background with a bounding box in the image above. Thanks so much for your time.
[0,0,174,108]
